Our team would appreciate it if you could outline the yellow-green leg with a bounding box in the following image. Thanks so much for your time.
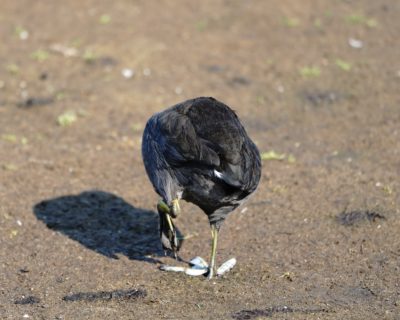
[207,224,219,279]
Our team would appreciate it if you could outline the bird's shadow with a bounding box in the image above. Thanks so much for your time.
[33,190,174,263]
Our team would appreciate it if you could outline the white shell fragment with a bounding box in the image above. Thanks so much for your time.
[189,256,209,269]
[216,258,237,277]
[160,265,185,272]
[160,256,237,277]
[184,268,208,276]
[160,264,208,276]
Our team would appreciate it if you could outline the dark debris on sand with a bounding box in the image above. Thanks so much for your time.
[336,210,386,226]
[232,306,330,319]
[14,296,41,305]
[62,288,147,302]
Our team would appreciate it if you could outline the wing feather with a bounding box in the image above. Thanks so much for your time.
[157,97,247,189]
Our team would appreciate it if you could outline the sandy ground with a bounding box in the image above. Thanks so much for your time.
[1,0,400,319]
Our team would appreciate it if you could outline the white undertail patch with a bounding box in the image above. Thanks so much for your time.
[214,169,223,179]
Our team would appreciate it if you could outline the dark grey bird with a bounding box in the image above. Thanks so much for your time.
[142,97,261,278]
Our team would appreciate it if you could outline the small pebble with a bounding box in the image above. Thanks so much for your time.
[16,220,22,226]
[20,90,29,99]
[23,315,29,319]
[143,68,151,76]
[19,31,29,40]
[276,85,284,93]
[50,44,78,57]
[174,86,183,95]
[348,38,363,49]
[121,68,134,79]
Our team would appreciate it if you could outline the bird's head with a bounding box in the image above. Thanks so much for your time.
[157,205,182,258]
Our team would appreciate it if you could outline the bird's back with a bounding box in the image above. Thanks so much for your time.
[142,97,261,226]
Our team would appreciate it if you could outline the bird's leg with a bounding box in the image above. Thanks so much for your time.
[207,224,219,279]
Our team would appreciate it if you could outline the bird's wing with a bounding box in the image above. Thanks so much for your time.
[185,98,247,188]
[158,98,247,188]
[158,111,221,168]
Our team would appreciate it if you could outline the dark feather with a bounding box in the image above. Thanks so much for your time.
[142,97,261,230]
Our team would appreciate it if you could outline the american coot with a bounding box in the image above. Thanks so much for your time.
[142,97,261,278]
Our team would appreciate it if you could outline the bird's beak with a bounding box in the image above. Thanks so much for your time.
[157,200,180,258]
